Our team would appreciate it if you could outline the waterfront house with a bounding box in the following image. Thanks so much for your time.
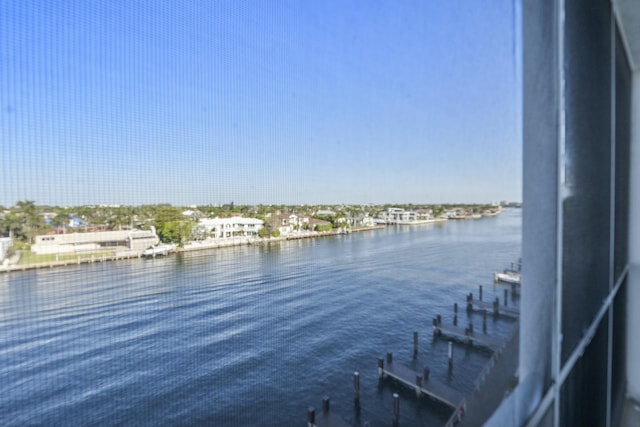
[347,213,375,227]
[198,216,264,239]
[415,209,434,220]
[378,208,417,224]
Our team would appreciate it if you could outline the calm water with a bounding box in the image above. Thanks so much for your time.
[0,209,521,426]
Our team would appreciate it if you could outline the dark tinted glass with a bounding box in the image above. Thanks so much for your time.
[560,320,609,427]
[614,26,631,283]
[561,0,611,364]
[611,278,628,427]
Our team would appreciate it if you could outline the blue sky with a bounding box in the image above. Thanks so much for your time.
[1,0,521,207]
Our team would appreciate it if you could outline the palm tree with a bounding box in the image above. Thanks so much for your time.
[14,200,44,242]
[0,212,23,238]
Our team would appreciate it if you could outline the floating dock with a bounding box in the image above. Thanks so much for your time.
[467,297,520,319]
[377,352,465,410]
[432,317,504,350]
[464,286,520,319]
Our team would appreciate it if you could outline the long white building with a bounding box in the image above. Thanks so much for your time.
[31,229,159,255]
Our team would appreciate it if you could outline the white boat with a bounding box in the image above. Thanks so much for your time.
[494,270,521,285]
[494,258,522,285]
[142,243,177,257]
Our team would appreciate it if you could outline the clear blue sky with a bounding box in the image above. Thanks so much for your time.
[1,0,521,207]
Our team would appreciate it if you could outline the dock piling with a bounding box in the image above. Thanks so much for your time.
[479,285,483,301]
[307,407,316,427]
[416,375,423,396]
[354,372,360,400]
[504,289,508,306]
[322,396,330,414]
[392,393,400,425]
[494,298,500,315]
[378,358,384,378]
[413,331,418,356]
[467,293,473,313]
[433,317,441,336]
[424,366,430,381]
[482,309,487,333]
[454,303,458,325]
[387,352,393,365]
[448,341,453,368]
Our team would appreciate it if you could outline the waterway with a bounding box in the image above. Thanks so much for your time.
[0,209,521,426]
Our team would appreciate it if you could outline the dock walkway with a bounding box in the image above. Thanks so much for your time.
[378,353,465,409]
[433,320,504,350]
[468,298,520,318]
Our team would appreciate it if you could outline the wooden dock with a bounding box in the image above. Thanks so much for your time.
[467,298,520,318]
[377,353,465,409]
[464,286,520,319]
[432,318,504,350]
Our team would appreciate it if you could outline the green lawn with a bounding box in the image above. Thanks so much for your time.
[19,251,114,265]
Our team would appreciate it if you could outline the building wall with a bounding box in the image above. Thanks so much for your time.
[0,237,12,262]
[31,230,159,254]
[198,217,264,239]
[489,1,633,425]
[626,71,640,401]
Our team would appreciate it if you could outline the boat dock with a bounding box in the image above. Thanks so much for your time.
[378,352,465,424]
[303,267,521,426]
[468,299,520,318]
[464,286,520,318]
[378,352,465,409]
[0,252,142,273]
[432,317,504,350]
[466,295,520,319]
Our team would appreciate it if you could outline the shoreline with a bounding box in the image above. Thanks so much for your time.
[0,226,386,274]
[0,212,502,274]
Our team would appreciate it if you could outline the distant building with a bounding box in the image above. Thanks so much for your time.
[378,208,417,223]
[415,209,434,220]
[0,236,12,262]
[198,217,264,239]
[68,216,86,228]
[348,214,376,227]
[315,209,336,216]
[31,229,159,255]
